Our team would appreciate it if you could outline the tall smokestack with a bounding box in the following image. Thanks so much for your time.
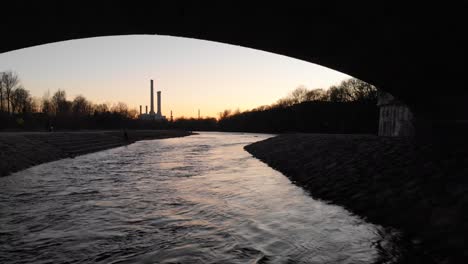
[139,105,142,115]
[146,105,148,114]
[157,91,161,116]
[150,79,155,114]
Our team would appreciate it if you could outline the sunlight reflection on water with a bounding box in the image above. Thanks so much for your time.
[0,132,398,263]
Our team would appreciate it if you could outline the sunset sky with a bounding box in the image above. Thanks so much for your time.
[0,35,351,118]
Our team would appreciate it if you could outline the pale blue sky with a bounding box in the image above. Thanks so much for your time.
[0,35,351,118]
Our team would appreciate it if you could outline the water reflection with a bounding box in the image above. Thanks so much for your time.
[0,132,396,263]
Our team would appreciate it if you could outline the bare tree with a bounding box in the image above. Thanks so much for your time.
[218,109,232,120]
[252,105,270,111]
[327,85,353,102]
[111,102,129,117]
[127,108,139,119]
[51,89,70,115]
[289,86,309,104]
[272,86,312,108]
[233,108,241,115]
[31,97,42,113]
[1,71,20,114]
[41,91,53,115]
[94,103,109,114]
[71,95,91,116]
[0,72,4,112]
[274,97,294,108]
[305,88,327,101]
[41,99,53,115]
[10,86,32,113]
[341,78,377,102]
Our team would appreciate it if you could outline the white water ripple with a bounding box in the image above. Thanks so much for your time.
[0,132,398,264]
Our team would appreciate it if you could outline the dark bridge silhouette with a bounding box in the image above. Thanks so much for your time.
[3,2,467,134]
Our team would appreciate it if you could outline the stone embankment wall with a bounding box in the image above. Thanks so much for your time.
[0,130,192,176]
[245,134,468,263]
[377,91,414,137]
[379,104,414,137]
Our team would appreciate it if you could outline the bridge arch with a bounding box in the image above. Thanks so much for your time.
[2,2,467,126]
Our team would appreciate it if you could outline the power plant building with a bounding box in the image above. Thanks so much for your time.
[139,79,167,121]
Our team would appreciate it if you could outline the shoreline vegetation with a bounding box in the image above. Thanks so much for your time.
[0,130,193,177]
[1,71,378,134]
[245,134,468,263]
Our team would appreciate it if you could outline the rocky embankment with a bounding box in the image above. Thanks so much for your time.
[245,134,468,263]
[0,130,192,176]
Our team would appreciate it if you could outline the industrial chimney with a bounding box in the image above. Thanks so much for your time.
[157,91,161,116]
[150,79,155,115]
[139,105,142,115]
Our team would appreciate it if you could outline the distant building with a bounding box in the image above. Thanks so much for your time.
[139,79,167,121]
[377,91,414,136]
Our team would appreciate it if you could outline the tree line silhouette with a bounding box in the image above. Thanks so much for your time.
[217,78,379,134]
[1,70,378,133]
[0,71,219,131]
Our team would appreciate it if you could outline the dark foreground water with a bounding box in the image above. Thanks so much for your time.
[0,132,400,263]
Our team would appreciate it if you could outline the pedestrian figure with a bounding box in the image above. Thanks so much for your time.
[123,129,129,141]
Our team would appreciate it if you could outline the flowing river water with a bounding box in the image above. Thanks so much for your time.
[0,132,401,263]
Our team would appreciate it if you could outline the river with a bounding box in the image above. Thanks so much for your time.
[0,132,400,263]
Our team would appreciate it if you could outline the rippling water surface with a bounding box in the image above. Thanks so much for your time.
[1,132,398,263]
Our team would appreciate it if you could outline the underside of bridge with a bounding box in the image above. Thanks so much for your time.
[2,3,467,134]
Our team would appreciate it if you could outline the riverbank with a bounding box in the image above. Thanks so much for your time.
[245,134,468,263]
[0,130,193,177]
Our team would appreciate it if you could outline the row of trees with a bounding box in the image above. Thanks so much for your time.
[0,71,220,131]
[218,78,377,120]
[1,71,379,133]
[40,90,140,119]
[249,78,378,112]
[0,71,34,114]
[0,71,142,119]
[0,71,155,130]
[217,78,379,134]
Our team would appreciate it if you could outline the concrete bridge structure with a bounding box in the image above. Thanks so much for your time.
[2,2,467,136]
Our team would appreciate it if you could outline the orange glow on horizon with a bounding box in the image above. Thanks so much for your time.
[0,35,352,118]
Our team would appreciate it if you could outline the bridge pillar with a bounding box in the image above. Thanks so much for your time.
[377,91,415,137]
